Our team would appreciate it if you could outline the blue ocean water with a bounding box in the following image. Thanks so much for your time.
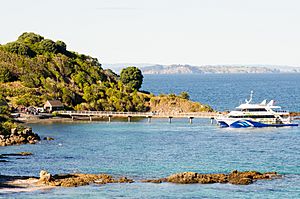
[142,74,300,112]
[1,74,300,198]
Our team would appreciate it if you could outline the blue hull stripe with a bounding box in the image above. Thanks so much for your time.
[218,120,298,128]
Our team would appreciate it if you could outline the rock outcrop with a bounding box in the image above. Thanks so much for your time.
[0,128,40,146]
[149,96,213,114]
[37,170,134,187]
[39,170,53,183]
[142,170,281,185]
[0,170,281,192]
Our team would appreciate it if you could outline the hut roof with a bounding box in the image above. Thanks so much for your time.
[45,100,64,107]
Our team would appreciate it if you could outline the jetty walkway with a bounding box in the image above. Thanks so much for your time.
[57,111,218,123]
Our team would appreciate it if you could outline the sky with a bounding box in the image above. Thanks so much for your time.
[1,0,300,67]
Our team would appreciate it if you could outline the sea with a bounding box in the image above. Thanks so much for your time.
[1,74,300,198]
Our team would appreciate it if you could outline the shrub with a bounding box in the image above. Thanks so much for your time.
[179,91,190,100]
[0,67,14,83]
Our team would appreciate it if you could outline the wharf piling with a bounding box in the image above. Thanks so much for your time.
[189,117,194,124]
[169,116,173,123]
[147,116,152,123]
[58,111,218,124]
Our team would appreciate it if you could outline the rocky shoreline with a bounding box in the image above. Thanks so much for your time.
[142,170,281,185]
[0,170,281,193]
[0,127,40,147]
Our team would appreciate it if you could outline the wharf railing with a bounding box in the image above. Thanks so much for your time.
[57,110,219,123]
[58,110,217,118]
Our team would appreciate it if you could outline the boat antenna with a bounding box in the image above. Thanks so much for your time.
[245,90,253,104]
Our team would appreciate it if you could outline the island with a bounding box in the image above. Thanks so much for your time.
[0,32,213,146]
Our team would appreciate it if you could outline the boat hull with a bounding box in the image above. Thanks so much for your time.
[217,119,298,128]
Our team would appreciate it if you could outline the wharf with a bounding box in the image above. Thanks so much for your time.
[57,111,218,123]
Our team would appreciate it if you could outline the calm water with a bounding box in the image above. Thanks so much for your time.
[1,74,300,198]
[142,74,300,112]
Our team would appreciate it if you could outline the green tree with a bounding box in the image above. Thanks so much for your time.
[0,95,9,114]
[0,67,14,83]
[4,42,35,57]
[120,66,143,90]
[17,32,44,45]
[20,73,41,88]
[36,39,58,54]
[72,71,88,89]
[56,40,67,53]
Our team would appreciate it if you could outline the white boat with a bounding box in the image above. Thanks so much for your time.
[215,91,298,128]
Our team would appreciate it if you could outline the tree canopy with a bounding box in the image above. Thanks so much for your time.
[0,33,149,112]
[120,66,143,90]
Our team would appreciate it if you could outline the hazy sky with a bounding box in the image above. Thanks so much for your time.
[1,0,300,67]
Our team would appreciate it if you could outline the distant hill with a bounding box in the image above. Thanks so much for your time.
[140,64,300,74]
[104,63,300,74]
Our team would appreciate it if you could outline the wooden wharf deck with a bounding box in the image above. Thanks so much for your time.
[57,111,219,123]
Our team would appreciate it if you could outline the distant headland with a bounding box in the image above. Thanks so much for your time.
[104,63,300,74]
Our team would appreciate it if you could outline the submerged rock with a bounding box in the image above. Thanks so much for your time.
[1,152,33,156]
[19,152,33,156]
[143,170,281,185]
[43,137,54,141]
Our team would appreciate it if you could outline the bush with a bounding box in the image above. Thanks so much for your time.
[18,32,44,45]
[0,67,14,83]
[56,40,67,53]
[4,42,35,57]
[179,91,190,100]
[36,39,58,54]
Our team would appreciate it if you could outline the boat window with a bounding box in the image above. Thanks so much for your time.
[247,108,267,112]
[229,115,275,118]
[280,115,289,118]
[235,109,267,112]
[271,108,287,113]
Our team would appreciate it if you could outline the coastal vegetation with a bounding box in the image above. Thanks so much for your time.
[0,33,213,146]
[0,32,148,112]
[0,32,213,113]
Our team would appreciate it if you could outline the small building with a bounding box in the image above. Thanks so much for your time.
[44,100,64,112]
